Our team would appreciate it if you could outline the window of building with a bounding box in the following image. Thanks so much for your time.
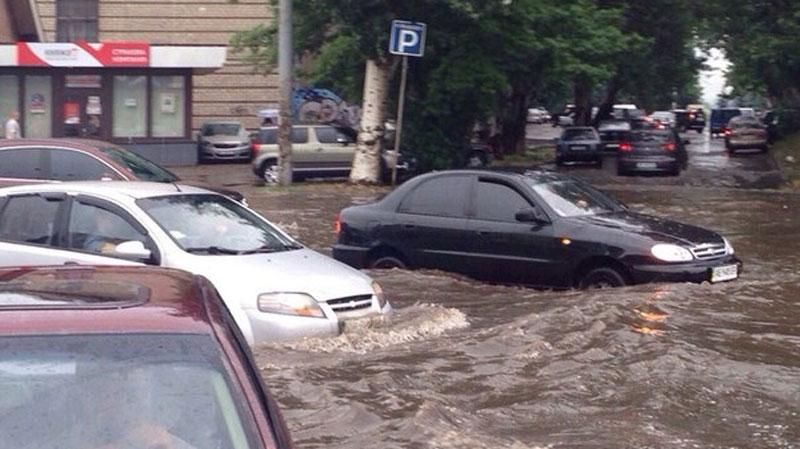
[56,0,98,42]
[24,76,52,138]
[0,76,19,132]
[151,76,185,138]
[113,76,147,138]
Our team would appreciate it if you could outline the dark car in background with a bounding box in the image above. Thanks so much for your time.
[555,127,602,167]
[333,170,740,289]
[710,108,742,137]
[597,119,632,152]
[617,130,688,176]
[687,108,706,133]
[725,115,769,153]
[0,139,246,203]
[0,265,294,449]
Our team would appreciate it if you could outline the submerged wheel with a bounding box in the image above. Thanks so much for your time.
[261,160,279,184]
[369,255,406,269]
[578,267,626,289]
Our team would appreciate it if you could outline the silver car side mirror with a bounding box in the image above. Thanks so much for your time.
[114,240,152,262]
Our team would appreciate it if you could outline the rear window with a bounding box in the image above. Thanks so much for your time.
[628,131,670,143]
[729,117,763,129]
[562,129,597,141]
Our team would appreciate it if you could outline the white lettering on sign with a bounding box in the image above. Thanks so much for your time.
[398,29,420,53]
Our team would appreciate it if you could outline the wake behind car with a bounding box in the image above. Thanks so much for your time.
[0,265,294,449]
[0,182,391,343]
[617,129,688,176]
[333,170,740,289]
[0,138,246,203]
[555,127,602,167]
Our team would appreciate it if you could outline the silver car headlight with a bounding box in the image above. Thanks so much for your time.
[651,244,694,262]
[372,281,387,309]
[257,292,325,318]
[723,237,734,255]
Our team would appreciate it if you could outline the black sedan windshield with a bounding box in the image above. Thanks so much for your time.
[528,179,625,217]
[138,194,300,254]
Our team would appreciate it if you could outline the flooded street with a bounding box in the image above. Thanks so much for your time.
[174,136,800,449]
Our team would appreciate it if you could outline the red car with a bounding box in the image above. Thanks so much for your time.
[0,138,245,203]
[0,265,293,449]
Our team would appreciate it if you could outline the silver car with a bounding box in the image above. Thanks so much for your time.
[0,182,392,344]
[197,121,252,162]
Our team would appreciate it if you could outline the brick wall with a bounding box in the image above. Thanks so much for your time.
[0,0,16,42]
[34,0,277,133]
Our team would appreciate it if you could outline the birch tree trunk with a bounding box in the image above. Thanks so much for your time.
[350,59,390,184]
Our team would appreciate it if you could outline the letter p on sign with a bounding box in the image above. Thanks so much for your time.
[389,20,426,57]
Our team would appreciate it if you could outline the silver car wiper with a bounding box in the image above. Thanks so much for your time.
[185,246,241,255]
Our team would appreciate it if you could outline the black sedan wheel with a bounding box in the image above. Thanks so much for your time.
[369,255,406,269]
[578,267,627,289]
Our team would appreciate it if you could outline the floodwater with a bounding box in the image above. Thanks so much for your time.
[175,136,800,449]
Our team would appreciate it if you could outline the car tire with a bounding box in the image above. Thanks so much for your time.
[760,145,769,153]
[578,266,627,289]
[696,128,702,134]
[260,160,279,184]
[369,255,406,269]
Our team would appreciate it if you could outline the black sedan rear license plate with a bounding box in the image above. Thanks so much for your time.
[570,145,588,151]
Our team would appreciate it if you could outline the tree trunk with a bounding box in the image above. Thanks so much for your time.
[593,75,621,127]
[350,59,389,184]
[573,78,593,126]
[500,90,530,155]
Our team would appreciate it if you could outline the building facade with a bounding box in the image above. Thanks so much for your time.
[0,0,277,164]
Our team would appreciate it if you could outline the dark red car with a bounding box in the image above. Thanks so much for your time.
[0,138,245,203]
[0,265,293,449]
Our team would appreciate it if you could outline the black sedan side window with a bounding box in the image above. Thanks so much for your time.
[474,181,532,222]
[399,176,471,218]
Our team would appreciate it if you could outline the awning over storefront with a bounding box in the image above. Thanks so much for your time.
[0,42,226,71]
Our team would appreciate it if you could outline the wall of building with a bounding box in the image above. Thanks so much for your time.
[34,0,279,132]
[0,0,17,43]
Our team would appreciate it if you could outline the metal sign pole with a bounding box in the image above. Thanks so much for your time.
[392,55,408,186]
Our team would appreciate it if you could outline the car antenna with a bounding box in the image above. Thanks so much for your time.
[173,183,182,192]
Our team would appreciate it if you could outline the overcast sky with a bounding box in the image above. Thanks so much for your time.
[699,48,730,107]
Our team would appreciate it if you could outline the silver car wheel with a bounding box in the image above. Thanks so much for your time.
[262,162,279,184]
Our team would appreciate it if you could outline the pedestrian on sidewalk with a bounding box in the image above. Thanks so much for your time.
[4,111,20,139]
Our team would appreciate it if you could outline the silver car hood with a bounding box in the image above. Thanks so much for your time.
[180,247,374,305]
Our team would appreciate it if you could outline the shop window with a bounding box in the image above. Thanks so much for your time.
[151,76,185,138]
[56,0,98,42]
[24,76,52,138]
[0,76,20,134]
[113,76,147,138]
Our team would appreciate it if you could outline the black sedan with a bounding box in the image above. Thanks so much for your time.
[617,130,689,176]
[555,127,603,167]
[333,170,741,289]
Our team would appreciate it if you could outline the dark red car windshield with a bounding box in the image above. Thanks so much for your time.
[100,146,179,183]
[0,333,263,449]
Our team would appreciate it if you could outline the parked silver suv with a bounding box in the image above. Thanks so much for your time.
[251,124,409,183]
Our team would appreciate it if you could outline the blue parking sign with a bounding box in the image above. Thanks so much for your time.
[389,20,426,57]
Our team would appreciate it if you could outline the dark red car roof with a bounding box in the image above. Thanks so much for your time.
[0,265,215,336]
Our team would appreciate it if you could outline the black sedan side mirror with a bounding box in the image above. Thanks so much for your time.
[515,208,547,224]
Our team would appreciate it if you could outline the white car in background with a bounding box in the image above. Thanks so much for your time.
[0,182,392,344]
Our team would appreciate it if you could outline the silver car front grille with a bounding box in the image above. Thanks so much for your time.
[326,294,373,313]
[690,242,727,260]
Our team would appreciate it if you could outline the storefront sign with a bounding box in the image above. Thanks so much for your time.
[86,96,102,115]
[65,75,102,88]
[30,93,46,114]
[17,42,150,67]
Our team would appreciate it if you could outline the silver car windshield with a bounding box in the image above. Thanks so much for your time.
[0,334,260,449]
[528,180,625,218]
[138,194,301,255]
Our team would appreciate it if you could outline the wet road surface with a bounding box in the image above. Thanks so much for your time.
[174,135,799,449]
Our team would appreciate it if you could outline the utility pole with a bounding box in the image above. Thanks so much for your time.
[277,0,293,186]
